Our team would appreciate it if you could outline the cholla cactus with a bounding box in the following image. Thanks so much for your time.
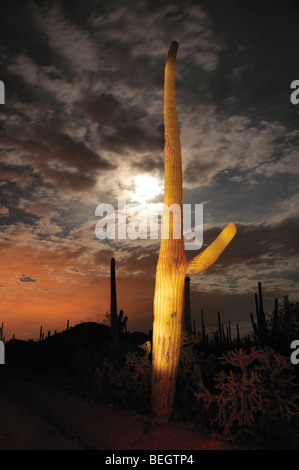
[110,342,152,396]
[195,347,299,439]
[110,335,196,398]
[179,330,196,371]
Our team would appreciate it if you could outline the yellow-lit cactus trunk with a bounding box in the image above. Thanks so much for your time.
[150,42,186,423]
[151,260,186,422]
[150,42,237,424]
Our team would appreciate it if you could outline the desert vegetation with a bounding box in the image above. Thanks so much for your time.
[2,257,299,450]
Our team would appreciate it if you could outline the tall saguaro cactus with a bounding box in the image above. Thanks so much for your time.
[150,41,237,424]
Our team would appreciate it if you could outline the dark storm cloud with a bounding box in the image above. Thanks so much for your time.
[199,0,299,126]
[34,163,99,191]
[183,169,299,226]
[0,0,227,177]
[182,112,299,191]
[0,171,40,228]
[0,2,53,67]
[77,93,163,153]
[0,2,68,111]
[2,116,114,190]
[4,117,112,171]
[19,274,36,283]
[117,244,159,276]
[0,163,34,189]
[0,204,38,228]
[0,69,43,108]
[134,154,164,174]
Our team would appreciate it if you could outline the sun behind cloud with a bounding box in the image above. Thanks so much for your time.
[131,174,163,205]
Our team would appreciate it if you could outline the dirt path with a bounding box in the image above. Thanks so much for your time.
[0,386,81,449]
[0,379,243,450]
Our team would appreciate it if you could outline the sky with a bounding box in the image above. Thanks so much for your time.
[0,0,298,340]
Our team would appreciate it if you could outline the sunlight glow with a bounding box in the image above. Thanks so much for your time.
[131,174,163,205]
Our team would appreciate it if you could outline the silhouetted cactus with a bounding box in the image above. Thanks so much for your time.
[118,309,128,334]
[218,312,223,343]
[257,281,269,340]
[284,295,293,347]
[271,297,278,342]
[201,309,206,343]
[251,282,269,345]
[250,311,259,338]
[110,257,119,344]
[110,258,128,342]
[249,283,297,352]
[236,323,240,345]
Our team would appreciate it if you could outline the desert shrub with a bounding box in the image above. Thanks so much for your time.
[179,331,196,371]
[109,341,152,397]
[195,347,299,441]
[108,333,198,409]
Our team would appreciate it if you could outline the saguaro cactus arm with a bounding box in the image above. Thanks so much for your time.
[186,221,236,275]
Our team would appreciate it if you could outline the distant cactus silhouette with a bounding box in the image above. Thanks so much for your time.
[250,282,269,346]
[110,258,128,343]
[217,312,223,343]
[284,295,293,347]
[110,257,118,343]
[201,309,206,343]
[118,309,128,334]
